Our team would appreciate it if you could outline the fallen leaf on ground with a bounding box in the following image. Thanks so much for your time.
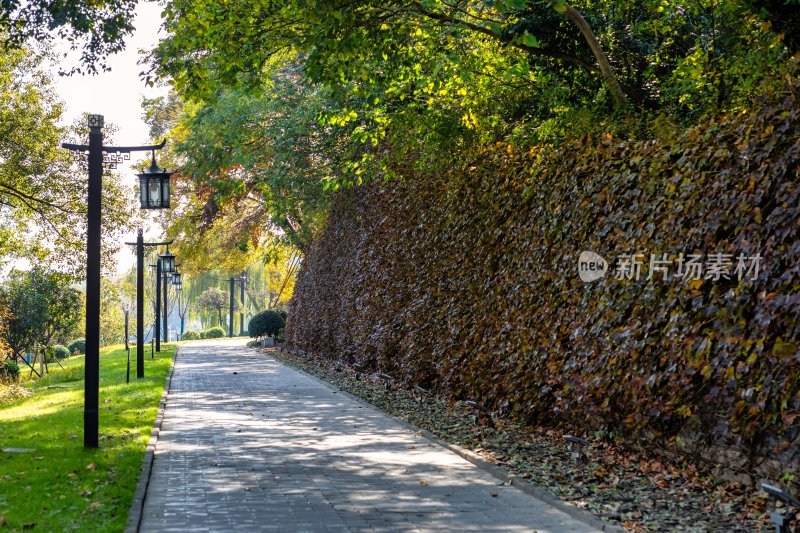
[86,463,96,471]
[83,502,101,514]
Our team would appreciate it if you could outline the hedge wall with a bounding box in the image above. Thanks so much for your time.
[287,89,800,464]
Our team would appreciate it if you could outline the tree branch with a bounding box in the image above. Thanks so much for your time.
[556,1,628,106]
[406,2,598,74]
[0,182,76,213]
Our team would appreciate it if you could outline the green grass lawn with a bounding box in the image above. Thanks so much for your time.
[0,343,176,531]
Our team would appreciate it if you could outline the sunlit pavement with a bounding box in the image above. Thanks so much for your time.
[137,338,599,533]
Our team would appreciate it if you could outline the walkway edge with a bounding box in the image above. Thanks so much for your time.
[265,347,625,533]
[415,429,626,533]
[124,345,179,533]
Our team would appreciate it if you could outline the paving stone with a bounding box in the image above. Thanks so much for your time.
[138,339,600,533]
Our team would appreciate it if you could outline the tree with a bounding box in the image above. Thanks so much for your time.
[99,278,128,347]
[196,287,229,328]
[0,44,135,275]
[176,287,190,338]
[151,0,792,114]
[0,0,137,74]
[0,267,83,374]
[151,0,629,103]
[743,0,800,53]
[149,0,792,201]
[0,303,13,365]
[145,66,337,260]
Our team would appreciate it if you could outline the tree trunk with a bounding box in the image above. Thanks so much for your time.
[558,2,628,106]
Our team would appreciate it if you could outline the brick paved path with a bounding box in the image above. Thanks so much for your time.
[137,339,599,533]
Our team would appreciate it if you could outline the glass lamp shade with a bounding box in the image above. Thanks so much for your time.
[171,271,182,286]
[159,251,175,273]
[137,153,172,209]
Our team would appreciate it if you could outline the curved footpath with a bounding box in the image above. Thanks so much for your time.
[132,338,602,533]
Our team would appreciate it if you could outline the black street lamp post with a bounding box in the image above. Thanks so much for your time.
[163,272,170,343]
[62,115,167,449]
[155,257,162,350]
[160,251,175,344]
[170,271,182,340]
[124,306,130,384]
[227,274,247,337]
[229,277,235,337]
[238,271,247,336]
[124,236,173,376]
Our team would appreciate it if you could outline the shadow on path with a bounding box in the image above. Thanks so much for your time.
[138,339,599,533]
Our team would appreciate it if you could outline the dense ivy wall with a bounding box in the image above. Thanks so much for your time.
[287,90,800,460]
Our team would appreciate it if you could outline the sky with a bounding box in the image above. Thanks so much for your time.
[52,0,170,275]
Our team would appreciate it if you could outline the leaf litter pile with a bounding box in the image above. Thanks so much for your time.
[268,347,787,532]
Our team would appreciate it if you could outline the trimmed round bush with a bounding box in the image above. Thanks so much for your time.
[53,345,71,360]
[202,326,226,339]
[248,310,285,339]
[181,330,200,340]
[67,338,86,355]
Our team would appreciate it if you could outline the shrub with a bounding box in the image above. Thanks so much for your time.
[67,338,86,355]
[1,360,20,381]
[202,326,226,339]
[53,345,71,360]
[43,345,70,363]
[181,330,200,341]
[248,310,285,339]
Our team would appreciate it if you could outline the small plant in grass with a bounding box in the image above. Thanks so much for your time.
[248,310,285,339]
[202,326,225,339]
[180,330,200,340]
